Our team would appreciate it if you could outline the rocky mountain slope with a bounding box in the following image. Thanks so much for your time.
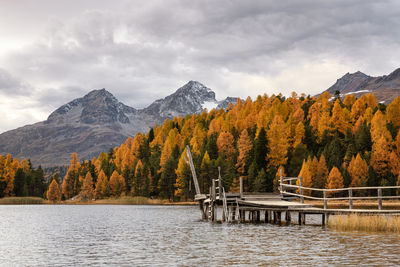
[324,68,400,103]
[0,81,238,166]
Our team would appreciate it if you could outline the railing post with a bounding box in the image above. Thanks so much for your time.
[349,188,353,209]
[299,176,304,203]
[218,167,222,198]
[378,188,382,210]
[280,169,283,194]
[323,190,327,209]
[212,179,216,202]
[240,177,243,199]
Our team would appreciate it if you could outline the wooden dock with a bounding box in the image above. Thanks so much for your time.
[185,146,400,226]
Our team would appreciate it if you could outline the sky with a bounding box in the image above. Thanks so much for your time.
[1,0,400,133]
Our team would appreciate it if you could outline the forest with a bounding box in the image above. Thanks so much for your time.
[1,91,400,201]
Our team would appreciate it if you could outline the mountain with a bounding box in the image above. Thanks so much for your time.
[0,81,238,167]
[324,68,400,103]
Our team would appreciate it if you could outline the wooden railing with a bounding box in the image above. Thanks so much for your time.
[279,176,400,210]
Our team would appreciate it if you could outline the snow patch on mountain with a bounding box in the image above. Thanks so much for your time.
[202,101,219,111]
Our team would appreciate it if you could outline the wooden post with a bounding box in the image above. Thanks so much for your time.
[214,204,217,222]
[285,211,291,223]
[378,188,382,210]
[218,167,222,198]
[323,190,327,210]
[349,188,353,209]
[240,177,243,199]
[200,202,207,220]
[280,169,283,195]
[276,212,282,224]
[298,212,305,225]
[212,179,216,201]
[299,176,304,203]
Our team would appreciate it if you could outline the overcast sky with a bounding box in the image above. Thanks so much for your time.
[1,0,400,133]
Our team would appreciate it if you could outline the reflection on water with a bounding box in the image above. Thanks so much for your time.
[0,205,399,266]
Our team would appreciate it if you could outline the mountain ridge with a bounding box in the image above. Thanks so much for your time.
[0,81,238,166]
[324,68,400,103]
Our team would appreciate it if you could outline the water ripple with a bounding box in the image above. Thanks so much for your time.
[0,205,399,266]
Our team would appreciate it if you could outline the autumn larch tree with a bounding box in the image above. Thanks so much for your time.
[95,170,108,199]
[347,153,368,188]
[267,115,289,168]
[109,170,125,197]
[80,172,94,200]
[235,129,253,176]
[174,148,192,200]
[47,179,61,202]
[217,131,236,161]
[370,136,391,178]
[326,167,344,196]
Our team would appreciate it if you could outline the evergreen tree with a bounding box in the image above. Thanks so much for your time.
[254,127,268,171]
[254,168,267,192]
[13,168,25,197]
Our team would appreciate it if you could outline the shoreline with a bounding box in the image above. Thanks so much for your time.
[0,196,197,206]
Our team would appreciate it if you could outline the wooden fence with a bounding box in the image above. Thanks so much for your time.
[279,176,400,210]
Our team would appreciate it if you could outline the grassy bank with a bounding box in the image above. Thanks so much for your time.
[0,196,196,205]
[90,196,196,205]
[0,197,45,204]
[305,200,400,210]
[328,214,400,233]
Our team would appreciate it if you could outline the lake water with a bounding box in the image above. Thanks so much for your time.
[0,205,399,266]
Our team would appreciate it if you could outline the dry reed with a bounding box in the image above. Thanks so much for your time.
[328,214,400,233]
[0,197,45,204]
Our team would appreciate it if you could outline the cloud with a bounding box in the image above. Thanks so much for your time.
[1,0,400,132]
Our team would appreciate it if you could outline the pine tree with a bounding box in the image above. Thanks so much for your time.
[13,168,25,196]
[247,161,258,191]
[254,127,268,171]
[47,179,61,202]
[254,168,267,192]
[199,151,211,194]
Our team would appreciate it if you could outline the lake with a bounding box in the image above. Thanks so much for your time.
[0,205,399,266]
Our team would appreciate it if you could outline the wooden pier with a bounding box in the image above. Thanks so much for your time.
[185,146,400,226]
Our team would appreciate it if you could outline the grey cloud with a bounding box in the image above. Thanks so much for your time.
[1,0,400,132]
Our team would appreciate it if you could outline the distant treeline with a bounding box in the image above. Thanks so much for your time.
[2,92,400,201]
